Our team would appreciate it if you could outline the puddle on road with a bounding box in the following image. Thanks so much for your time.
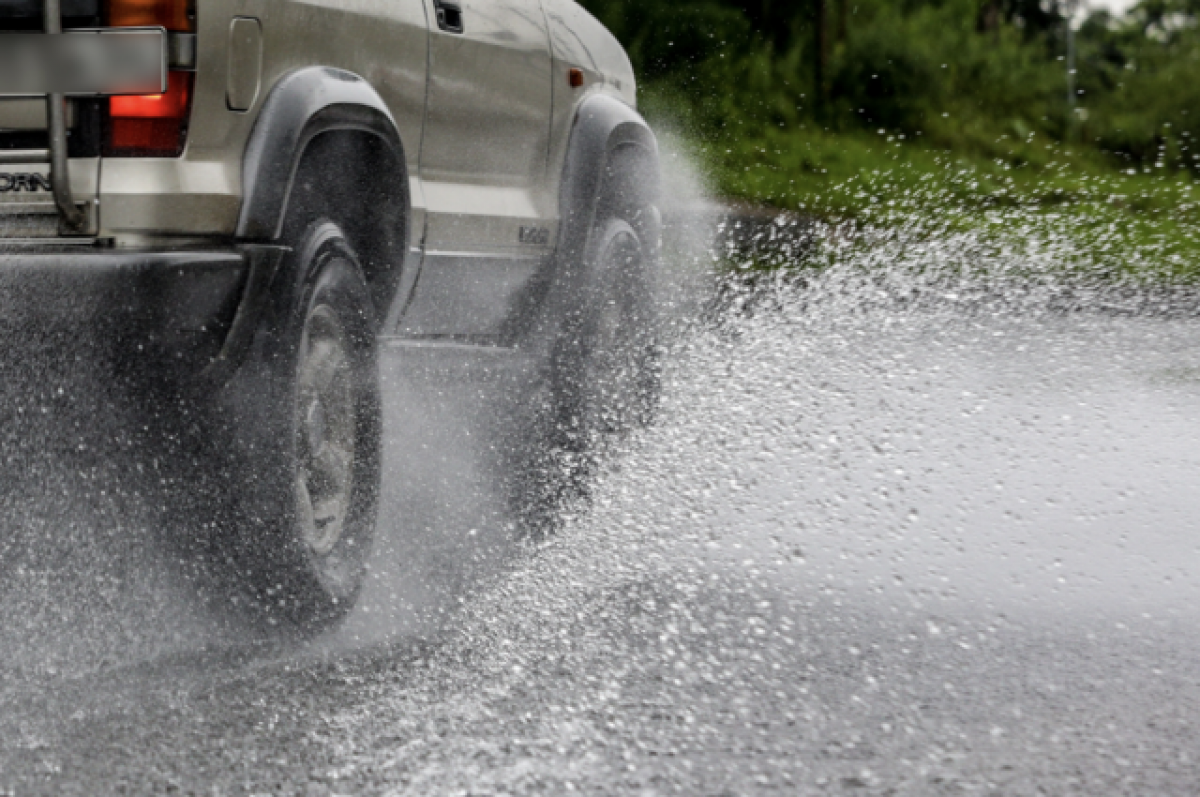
[294,292,1200,795]
[4,204,1200,792]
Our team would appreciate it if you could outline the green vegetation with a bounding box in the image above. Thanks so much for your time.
[579,0,1200,276]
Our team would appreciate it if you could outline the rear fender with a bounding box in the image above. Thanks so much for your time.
[232,67,409,338]
[210,67,408,381]
[236,66,408,246]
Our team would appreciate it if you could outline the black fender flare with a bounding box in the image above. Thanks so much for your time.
[236,66,408,243]
[555,93,660,283]
[212,68,408,381]
[516,94,659,347]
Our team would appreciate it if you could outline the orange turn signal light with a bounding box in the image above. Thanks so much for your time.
[569,68,584,88]
[106,0,193,31]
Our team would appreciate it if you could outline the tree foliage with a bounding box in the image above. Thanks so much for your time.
[578,0,1200,174]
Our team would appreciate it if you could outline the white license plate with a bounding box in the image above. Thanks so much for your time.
[0,28,166,96]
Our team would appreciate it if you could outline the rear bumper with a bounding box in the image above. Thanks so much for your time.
[0,247,248,379]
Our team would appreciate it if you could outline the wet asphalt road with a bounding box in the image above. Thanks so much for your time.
[3,259,1200,795]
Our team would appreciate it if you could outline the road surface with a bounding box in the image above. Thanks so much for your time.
[2,236,1200,795]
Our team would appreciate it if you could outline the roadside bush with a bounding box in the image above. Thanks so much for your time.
[578,0,1200,187]
[832,11,943,132]
[1081,25,1200,171]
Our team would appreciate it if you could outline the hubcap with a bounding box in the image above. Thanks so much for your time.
[295,304,356,557]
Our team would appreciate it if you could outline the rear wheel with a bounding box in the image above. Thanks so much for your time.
[231,222,381,630]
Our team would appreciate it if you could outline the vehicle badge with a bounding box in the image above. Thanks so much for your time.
[519,226,550,246]
[0,173,52,193]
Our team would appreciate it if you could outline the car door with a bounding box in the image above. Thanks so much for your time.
[396,0,555,340]
[418,0,553,253]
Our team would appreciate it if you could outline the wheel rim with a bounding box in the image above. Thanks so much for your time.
[295,303,356,557]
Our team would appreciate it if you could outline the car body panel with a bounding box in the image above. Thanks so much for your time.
[394,1,640,343]
[0,0,652,346]
[420,0,552,189]
[394,251,544,340]
[96,0,430,240]
[542,0,636,192]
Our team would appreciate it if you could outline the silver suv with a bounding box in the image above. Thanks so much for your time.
[0,0,662,627]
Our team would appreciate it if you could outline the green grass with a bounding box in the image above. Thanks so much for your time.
[692,124,1200,282]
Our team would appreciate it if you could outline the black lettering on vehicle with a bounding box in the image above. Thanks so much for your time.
[519,226,550,246]
[0,172,52,193]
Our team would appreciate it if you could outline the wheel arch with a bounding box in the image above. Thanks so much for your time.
[556,93,661,281]
[517,94,659,347]
[236,67,411,320]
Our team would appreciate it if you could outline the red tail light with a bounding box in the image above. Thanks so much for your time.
[102,0,194,157]
[106,71,192,155]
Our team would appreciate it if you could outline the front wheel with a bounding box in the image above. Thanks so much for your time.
[552,216,660,451]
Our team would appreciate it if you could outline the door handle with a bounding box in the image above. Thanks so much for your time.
[434,0,464,33]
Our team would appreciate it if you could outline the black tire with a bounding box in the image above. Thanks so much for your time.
[551,215,660,452]
[230,221,381,630]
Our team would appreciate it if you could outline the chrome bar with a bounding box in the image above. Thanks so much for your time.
[0,149,52,164]
[46,96,82,229]
[44,0,84,232]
